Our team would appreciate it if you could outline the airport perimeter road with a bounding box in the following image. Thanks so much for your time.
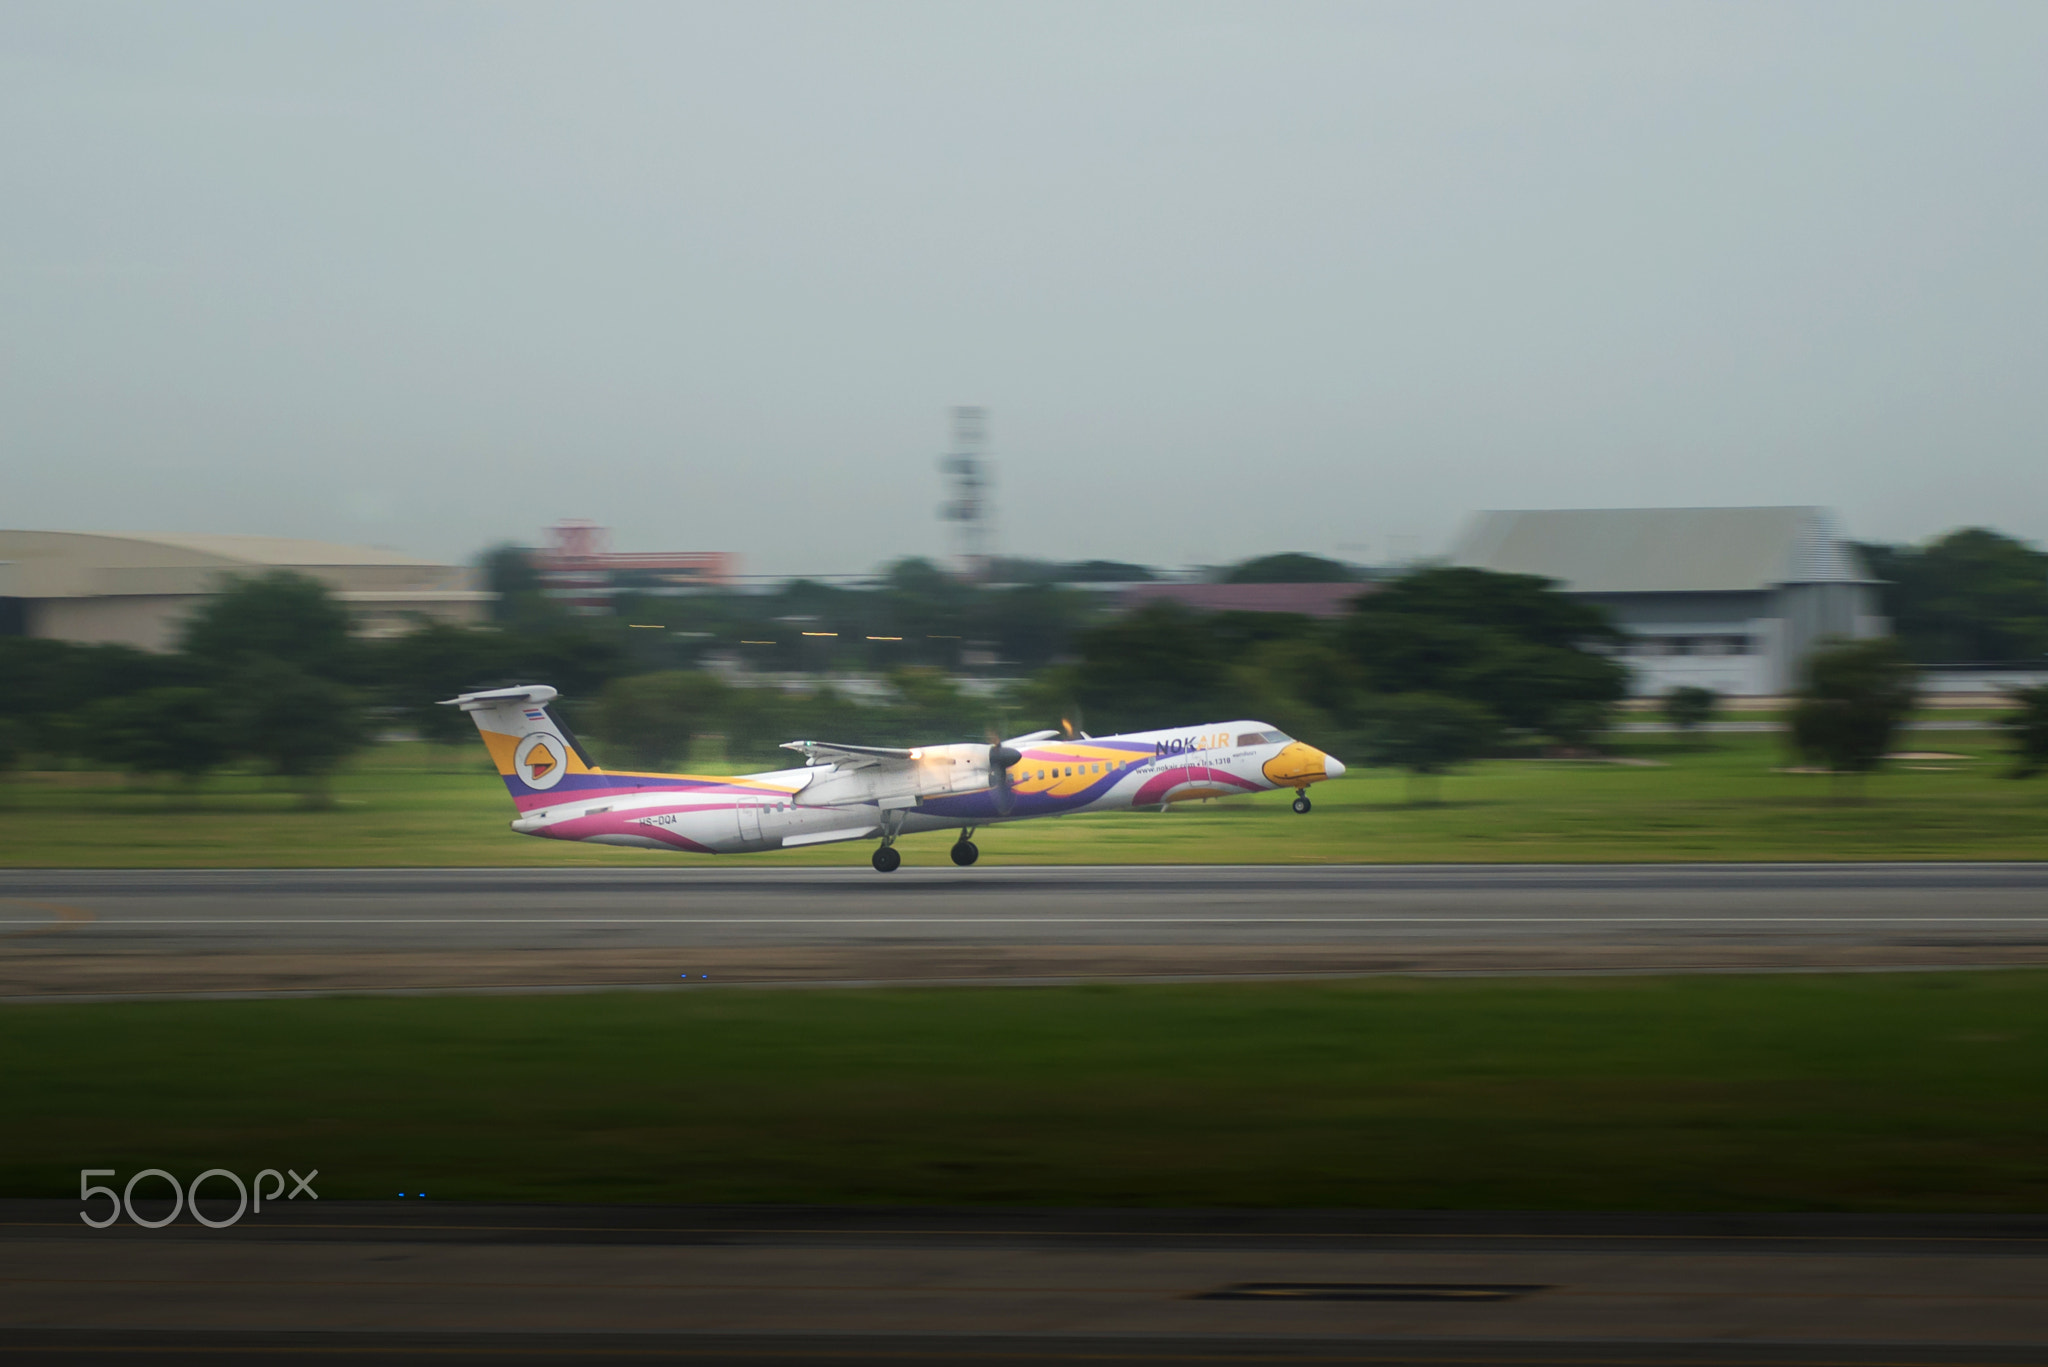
[4,864,2048,997]
[6,1202,2048,1364]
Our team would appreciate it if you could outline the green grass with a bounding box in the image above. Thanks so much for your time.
[4,730,2043,866]
[5,973,2046,1210]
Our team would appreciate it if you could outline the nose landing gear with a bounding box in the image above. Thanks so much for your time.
[1292,791,1312,815]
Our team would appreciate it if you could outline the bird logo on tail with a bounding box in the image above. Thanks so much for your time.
[510,733,569,790]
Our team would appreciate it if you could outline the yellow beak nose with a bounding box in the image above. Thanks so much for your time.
[1263,742,1343,786]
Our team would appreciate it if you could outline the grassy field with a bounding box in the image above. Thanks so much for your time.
[5,972,2045,1210]
[3,729,2043,866]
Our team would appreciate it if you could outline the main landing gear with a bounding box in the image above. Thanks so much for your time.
[950,830,980,866]
[1292,791,1312,815]
[872,829,982,872]
[872,810,908,873]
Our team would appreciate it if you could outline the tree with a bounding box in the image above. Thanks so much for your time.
[1355,693,1498,805]
[871,558,977,666]
[1336,567,1628,742]
[1222,553,1358,584]
[373,622,514,754]
[1661,685,1719,735]
[0,637,196,760]
[480,544,547,625]
[1787,638,1918,795]
[0,716,21,774]
[76,687,228,787]
[1060,560,1156,583]
[1545,700,1616,750]
[221,657,368,807]
[1224,634,1355,747]
[887,667,980,742]
[1858,529,2048,664]
[179,571,360,679]
[1069,602,1236,734]
[499,615,631,701]
[982,584,1096,672]
[2002,685,2048,779]
[594,672,731,770]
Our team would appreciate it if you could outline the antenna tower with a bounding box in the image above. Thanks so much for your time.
[937,406,992,581]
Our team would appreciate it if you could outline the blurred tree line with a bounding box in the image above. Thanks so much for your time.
[18,533,2038,803]
[1022,566,1631,799]
[0,568,1008,792]
[1858,528,2048,664]
[0,562,1627,799]
[0,570,636,803]
[503,553,1100,676]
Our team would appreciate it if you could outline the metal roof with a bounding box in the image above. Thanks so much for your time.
[0,529,464,599]
[0,529,440,568]
[1447,506,1871,594]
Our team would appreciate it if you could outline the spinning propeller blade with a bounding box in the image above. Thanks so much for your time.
[985,724,1022,816]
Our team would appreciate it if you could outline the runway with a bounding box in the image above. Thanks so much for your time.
[4,864,2048,998]
[6,1202,2048,1363]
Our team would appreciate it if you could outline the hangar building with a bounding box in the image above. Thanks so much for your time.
[0,530,488,652]
[1448,506,1885,696]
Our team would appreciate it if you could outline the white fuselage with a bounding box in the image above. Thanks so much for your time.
[510,722,1342,855]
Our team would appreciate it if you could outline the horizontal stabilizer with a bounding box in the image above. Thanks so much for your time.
[440,684,559,712]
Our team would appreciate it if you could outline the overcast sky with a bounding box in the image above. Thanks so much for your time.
[4,2,2045,576]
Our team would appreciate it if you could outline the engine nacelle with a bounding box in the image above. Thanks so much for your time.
[797,743,994,808]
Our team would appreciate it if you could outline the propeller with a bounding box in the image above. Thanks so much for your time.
[1060,706,1092,741]
[985,724,1023,816]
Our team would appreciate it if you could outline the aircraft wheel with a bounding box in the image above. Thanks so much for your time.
[950,840,979,867]
[1292,794,1312,815]
[872,845,902,873]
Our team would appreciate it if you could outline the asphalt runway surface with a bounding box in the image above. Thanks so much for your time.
[8,873,2048,1363]
[6,1202,2048,1364]
[5,863,2048,998]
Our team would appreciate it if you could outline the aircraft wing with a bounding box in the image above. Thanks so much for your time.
[779,740,919,770]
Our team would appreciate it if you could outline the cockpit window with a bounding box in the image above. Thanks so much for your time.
[1237,730,1291,746]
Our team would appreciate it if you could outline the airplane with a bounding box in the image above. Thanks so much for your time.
[442,684,1347,871]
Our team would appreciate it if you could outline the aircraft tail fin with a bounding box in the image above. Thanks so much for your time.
[439,684,603,804]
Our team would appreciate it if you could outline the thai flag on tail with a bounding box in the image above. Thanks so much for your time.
[524,708,547,721]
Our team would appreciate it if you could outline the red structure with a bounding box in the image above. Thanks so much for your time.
[535,521,738,612]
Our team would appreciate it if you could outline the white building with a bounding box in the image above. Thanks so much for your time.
[0,530,488,652]
[1448,506,1886,696]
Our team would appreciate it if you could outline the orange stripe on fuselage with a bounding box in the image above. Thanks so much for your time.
[1013,743,1146,799]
